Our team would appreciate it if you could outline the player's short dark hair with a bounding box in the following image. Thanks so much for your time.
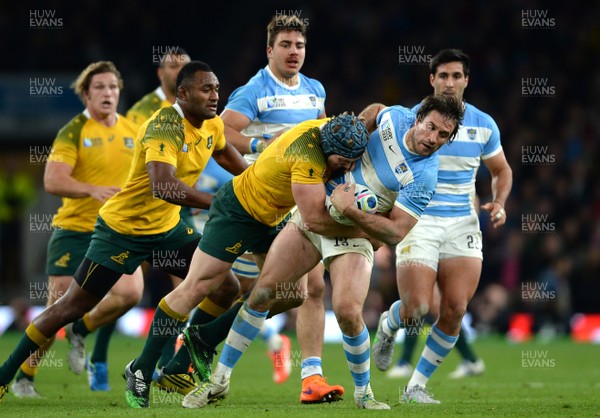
[71,61,123,104]
[429,49,471,78]
[176,61,213,92]
[267,14,307,48]
[415,94,464,142]
[159,46,190,68]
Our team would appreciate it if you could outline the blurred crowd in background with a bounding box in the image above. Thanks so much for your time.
[0,1,598,338]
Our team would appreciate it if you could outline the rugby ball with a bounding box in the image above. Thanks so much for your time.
[328,184,378,225]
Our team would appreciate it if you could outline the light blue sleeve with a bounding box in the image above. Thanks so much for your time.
[378,105,415,129]
[224,83,259,122]
[482,116,501,157]
[396,157,439,217]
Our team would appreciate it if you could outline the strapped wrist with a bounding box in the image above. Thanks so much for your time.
[249,138,260,153]
[256,140,267,153]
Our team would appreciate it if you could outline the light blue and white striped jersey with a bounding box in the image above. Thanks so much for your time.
[411,102,501,217]
[223,65,326,162]
[327,106,439,219]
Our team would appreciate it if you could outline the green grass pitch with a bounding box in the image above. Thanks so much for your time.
[0,332,598,416]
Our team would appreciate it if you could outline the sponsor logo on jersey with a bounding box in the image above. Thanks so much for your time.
[207,135,213,149]
[182,143,188,153]
[395,162,408,174]
[400,245,411,254]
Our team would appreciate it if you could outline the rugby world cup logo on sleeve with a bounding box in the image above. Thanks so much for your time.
[124,137,134,149]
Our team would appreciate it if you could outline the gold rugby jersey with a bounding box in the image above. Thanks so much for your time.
[100,104,226,235]
[126,87,171,131]
[49,110,136,232]
[233,118,332,226]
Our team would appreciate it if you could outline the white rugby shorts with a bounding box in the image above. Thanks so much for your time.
[288,210,374,270]
[395,213,483,272]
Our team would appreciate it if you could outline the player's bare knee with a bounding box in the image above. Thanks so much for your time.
[333,303,361,330]
[334,312,363,336]
[46,281,70,305]
[306,275,325,299]
[428,304,441,318]
[441,301,467,325]
[121,289,143,309]
[249,285,275,309]
[404,299,429,319]
[52,295,93,324]
[414,302,430,318]
[218,274,241,296]
[206,276,239,306]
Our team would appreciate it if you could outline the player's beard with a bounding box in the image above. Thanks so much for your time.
[329,167,347,180]
[407,130,418,154]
